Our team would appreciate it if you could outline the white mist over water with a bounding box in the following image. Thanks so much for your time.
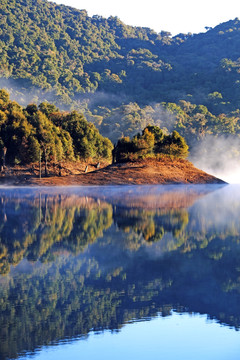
[205,165,240,184]
[190,135,240,184]
[192,161,240,184]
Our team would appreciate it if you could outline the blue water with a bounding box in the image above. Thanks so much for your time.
[0,184,240,360]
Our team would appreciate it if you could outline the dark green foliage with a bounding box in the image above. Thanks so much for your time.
[27,135,41,162]
[157,130,189,159]
[0,89,10,103]
[0,90,113,165]
[39,102,59,117]
[1,0,240,151]
[145,125,165,143]
[1,0,239,112]
[53,110,113,159]
[115,125,188,162]
[114,136,134,162]
[0,0,174,102]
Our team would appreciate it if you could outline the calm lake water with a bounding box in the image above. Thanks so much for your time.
[0,184,240,360]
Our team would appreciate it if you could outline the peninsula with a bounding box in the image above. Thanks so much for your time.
[0,91,226,186]
[0,158,225,186]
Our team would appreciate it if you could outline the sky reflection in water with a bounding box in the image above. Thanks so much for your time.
[18,313,240,360]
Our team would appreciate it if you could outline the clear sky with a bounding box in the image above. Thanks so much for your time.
[51,0,239,35]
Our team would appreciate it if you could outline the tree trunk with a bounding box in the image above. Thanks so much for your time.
[44,148,48,177]
[3,147,7,168]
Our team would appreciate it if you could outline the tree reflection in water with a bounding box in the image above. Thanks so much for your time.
[0,185,240,360]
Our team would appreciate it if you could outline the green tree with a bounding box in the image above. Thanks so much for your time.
[160,131,189,159]
[115,126,189,161]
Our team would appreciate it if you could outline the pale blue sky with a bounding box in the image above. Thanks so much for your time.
[52,0,239,35]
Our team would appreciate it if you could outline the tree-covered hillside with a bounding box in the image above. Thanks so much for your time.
[0,0,175,103]
[1,0,240,155]
[1,0,240,108]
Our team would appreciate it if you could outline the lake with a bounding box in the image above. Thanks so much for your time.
[0,184,240,360]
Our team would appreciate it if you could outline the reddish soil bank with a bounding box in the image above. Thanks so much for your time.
[0,158,226,186]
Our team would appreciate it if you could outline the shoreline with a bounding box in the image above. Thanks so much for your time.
[0,158,226,186]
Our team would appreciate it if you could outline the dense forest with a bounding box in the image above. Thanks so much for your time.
[0,89,191,166]
[1,0,240,109]
[0,89,113,167]
[114,125,189,162]
[1,0,240,161]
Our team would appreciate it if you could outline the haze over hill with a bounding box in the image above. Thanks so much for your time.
[1,0,240,181]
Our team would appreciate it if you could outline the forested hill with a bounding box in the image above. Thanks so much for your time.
[1,0,240,155]
[0,0,239,107]
[0,0,176,103]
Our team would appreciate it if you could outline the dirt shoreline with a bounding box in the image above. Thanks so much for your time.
[0,158,226,186]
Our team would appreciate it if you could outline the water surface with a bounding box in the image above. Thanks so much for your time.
[0,184,240,359]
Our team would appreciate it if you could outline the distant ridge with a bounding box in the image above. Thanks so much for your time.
[1,0,240,165]
[0,0,240,108]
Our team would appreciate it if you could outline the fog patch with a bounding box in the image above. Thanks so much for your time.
[148,102,178,133]
[0,77,70,110]
[189,135,240,184]
[75,90,128,109]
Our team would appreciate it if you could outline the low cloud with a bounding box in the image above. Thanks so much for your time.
[190,135,240,183]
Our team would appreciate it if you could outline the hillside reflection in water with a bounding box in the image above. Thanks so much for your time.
[0,184,240,359]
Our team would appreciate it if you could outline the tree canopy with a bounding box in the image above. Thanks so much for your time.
[0,0,240,113]
[115,125,189,162]
[0,90,113,165]
[1,1,240,163]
